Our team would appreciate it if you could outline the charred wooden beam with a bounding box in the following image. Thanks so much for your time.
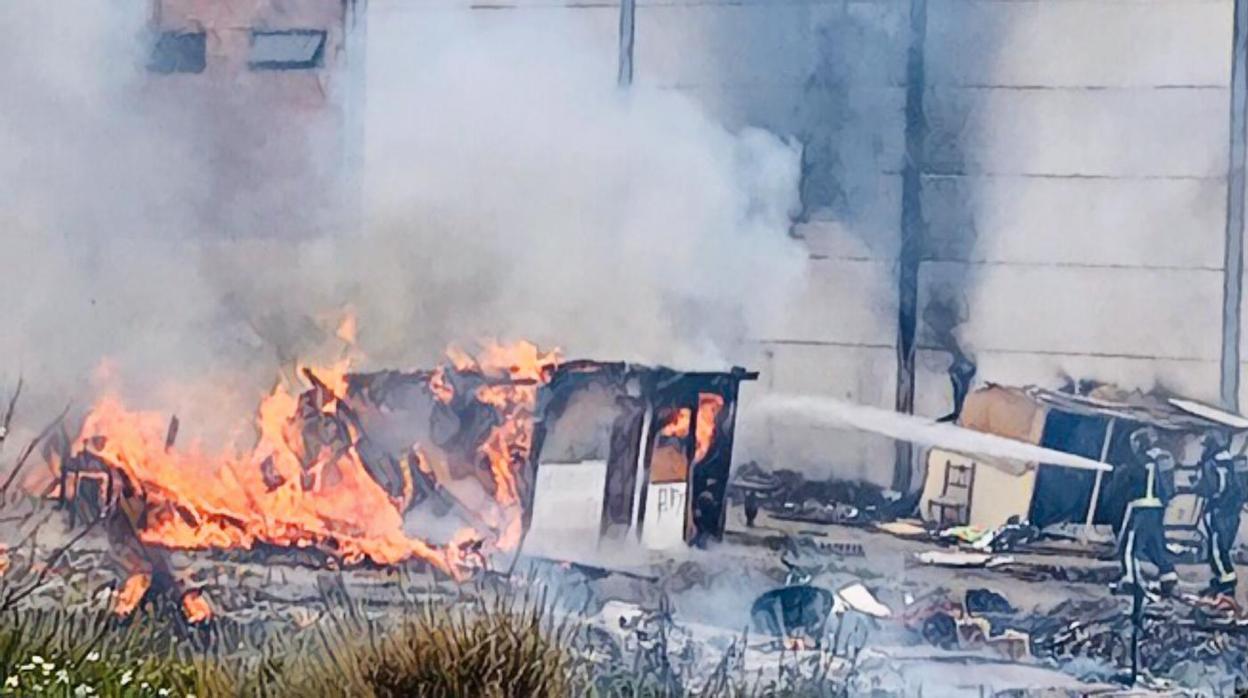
[703,381,742,543]
[0,376,22,450]
[1,408,66,501]
[164,415,179,452]
[599,397,646,540]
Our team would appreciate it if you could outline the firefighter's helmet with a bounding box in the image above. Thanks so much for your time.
[1129,427,1159,454]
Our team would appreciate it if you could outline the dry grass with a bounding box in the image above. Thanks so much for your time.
[0,579,596,697]
[0,582,858,698]
[285,587,584,697]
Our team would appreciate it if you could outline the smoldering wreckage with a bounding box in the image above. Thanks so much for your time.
[2,330,1248,695]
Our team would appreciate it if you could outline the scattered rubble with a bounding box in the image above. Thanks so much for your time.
[738,467,904,527]
[1,374,1246,695]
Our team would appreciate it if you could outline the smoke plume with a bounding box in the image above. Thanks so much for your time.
[0,4,806,438]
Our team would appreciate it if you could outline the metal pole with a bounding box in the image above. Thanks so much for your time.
[342,0,369,236]
[1130,581,1143,685]
[1221,0,1248,411]
[617,0,636,87]
[1082,418,1115,541]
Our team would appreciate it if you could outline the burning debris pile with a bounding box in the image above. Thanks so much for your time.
[40,339,561,620]
[23,324,755,624]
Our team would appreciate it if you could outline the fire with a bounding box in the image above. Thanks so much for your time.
[429,365,454,403]
[694,393,724,462]
[448,340,561,549]
[784,636,811,652]
[335,310,358,345]
[657,393,723,463]
[115,573,151,617]
[470,340,560,383]
[62,336,561,585]
[78,380,453,573]
[660,408,691,439]
[181,590,212,624]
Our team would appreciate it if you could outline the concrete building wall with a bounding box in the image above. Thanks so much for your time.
[633,0,1238,488]
[914,0,1234,432]
[367,1,1239,488]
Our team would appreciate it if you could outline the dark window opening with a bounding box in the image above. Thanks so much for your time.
[248,30,327,71]
[147,32,206,74]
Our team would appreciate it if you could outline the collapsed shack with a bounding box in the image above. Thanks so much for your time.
[54,360,756,576]
[920,384,1248,539]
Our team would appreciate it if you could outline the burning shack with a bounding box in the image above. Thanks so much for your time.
[339,360,757,558]
[50,346,755,617]
[527,362,756,555]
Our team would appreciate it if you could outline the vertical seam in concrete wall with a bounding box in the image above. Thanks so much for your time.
[1222,0,1247,410]
[618,0,636,87]
[894,0,927,491]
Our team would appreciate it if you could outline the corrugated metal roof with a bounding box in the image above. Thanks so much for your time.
[984,383,1245,432]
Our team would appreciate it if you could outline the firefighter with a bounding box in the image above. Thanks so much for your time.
[1111,427,1178,596]
[1194,430,1244,598]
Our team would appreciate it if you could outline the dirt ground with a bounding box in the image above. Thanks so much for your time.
[616,502,1248,696]
[10,495,1248,696]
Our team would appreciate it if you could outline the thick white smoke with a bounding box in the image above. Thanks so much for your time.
[0,3,807,439]
[340,9,807,369]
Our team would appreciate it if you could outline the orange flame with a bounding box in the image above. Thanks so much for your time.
[115,573,151,617]
[335,309,358,346]
[68,336,561,580]
[447,341,561,550]
[657,393,723,464]
[660,408,691,439]
[181,590,212,624]
[785,636,810,652]
[694,393,724,463]
[74,361,458,575]
[429,365,454,404]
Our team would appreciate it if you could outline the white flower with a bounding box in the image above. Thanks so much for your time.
[16,665,32,673]
[4,676,18,688]
[120,670,133,686]
[157,689,170,696]
[140,681,150,690]
[85,652,100,663]
[55,669,69,683]
[73,686,92,697]
[29,656,44,666]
